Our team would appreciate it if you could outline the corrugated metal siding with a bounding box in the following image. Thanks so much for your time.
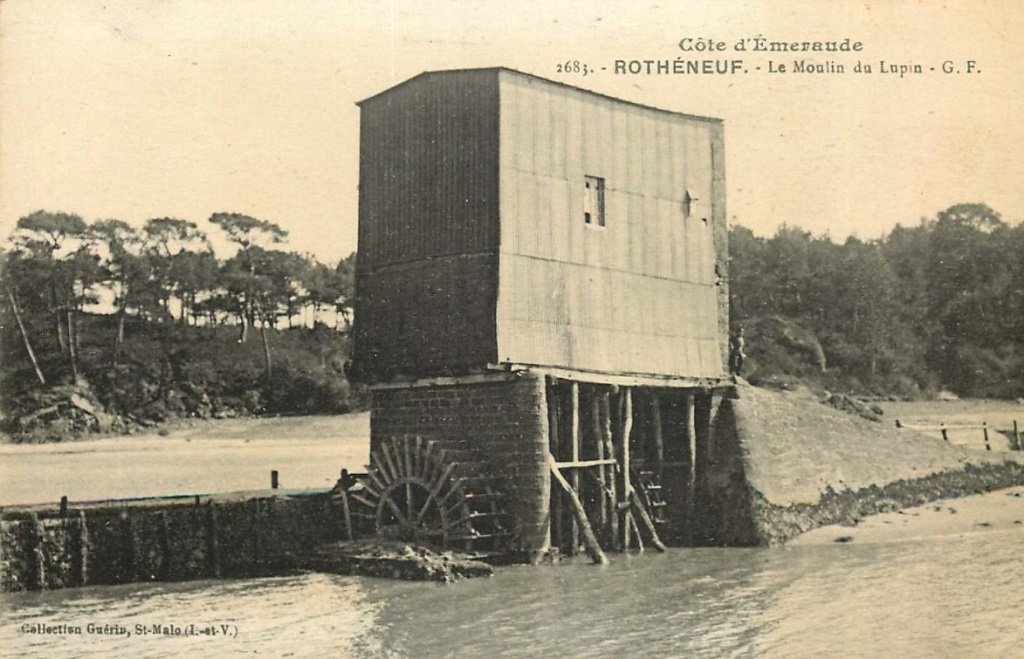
[496,70,724,378]
[357,70,501,269]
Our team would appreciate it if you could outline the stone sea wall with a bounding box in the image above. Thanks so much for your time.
[0,491,346,592]
[703,384,1024,546]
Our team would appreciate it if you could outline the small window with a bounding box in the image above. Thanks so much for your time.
[584,176,605,227]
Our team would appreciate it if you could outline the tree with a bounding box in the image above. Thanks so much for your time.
[209,213,289,380]
[92,219,147,365]
[728,226,768,323]
[0,250,47,385]
[833,239,901,379]
[762,225,815,319]
[926,203,1013,390]
[142,218,210,322]
[172,249,220,325]
[11,211,98,380]
[333,252,356,329]
[300,251,356,329]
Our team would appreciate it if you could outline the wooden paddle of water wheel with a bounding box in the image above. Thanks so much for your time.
[346,436,513,560]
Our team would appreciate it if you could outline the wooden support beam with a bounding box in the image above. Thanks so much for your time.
[570,382,581,555]
[555,459,617,469]
[600,392,619,549]
[506,364,729,391]
[547,379,562,552]
[684,393,697,540]
[548,454,608,565]
[630,511,644,552]
[622,388,634,552]
[693,392,714,545]
[592,391,608,531]
[650,394,664,477]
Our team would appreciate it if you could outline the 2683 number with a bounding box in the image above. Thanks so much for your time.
[556,61,591,76]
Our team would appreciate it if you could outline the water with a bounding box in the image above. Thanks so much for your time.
[3,529,1021,658]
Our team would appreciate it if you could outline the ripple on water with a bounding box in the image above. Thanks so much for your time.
[2,530,1021,658]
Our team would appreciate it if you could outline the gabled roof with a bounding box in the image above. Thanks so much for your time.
[356,67,723,124]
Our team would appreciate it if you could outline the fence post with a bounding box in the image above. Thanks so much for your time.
[940,423,949,442]
[271,470,279,490]
[1014,420,1021,451]
[983,422,990,451]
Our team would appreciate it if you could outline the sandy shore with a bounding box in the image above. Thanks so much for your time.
[0,412,371,506]
[790,484,1024,546]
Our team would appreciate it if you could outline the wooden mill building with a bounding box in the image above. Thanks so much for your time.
[351,68,731,562]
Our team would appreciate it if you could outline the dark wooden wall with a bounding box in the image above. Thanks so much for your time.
[353,70,501,379]
[356,69,501,268]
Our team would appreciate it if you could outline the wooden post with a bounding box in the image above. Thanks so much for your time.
[592,391,608,531]
[548,454,608,565]
[77,510,89,587]
[1014,420,1021,451]
[206,501,221,578]
[983,422,990,451]
[121,510,137,583]
[252,499,263,574]
[271,470,279,489]
[940,423,949,442]
[650,393,664,477]
[622,388,634,551]
[27,513,46,590]
[600,392,619,549]
[692,392,713,545]
[631,513,644,552]
[684,393,697,541]
[570,381,581,555]
[547,379,562,553]
[60,496,68,517]
[157,511,171,581]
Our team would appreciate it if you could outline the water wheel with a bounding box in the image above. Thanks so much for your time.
[348,436,513,557]
[350,436,467,546]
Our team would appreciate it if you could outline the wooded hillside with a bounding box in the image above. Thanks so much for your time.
[0,211,358,440]
[731,203,1024,398]
[1,202,1021,440]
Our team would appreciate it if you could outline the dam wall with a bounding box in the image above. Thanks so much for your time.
[0,491,345,592]
[702,384,1024,545]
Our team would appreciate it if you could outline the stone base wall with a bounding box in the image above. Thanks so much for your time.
[370,373,550,559]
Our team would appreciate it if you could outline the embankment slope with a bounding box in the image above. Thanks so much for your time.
[705,384,1024,545]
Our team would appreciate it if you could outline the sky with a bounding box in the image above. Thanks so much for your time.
[1,0,1023,263]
